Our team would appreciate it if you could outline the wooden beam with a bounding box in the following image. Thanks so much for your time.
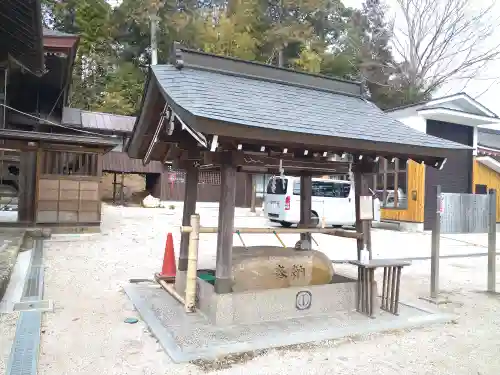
[203,151,350,173]
[194,117,455,163]
[0,140,38,151]
[18,151,37,223]
[164,144,183,162]
[215,163,237,294]
[170,147,203,169]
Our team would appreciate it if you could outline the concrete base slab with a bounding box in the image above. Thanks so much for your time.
[0,229,26,303]
[124,283,456,363]
[0,249,31,313]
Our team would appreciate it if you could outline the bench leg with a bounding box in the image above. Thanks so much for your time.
[393,266,402,315]
[356,267,377,318]
[381,266,388,310]
[380,266,403,316]
[390,266,397,313]
[356,266,362,313]
[369,269,375,317]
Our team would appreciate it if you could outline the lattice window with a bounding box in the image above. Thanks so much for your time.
[371,158,408,209]
[166,169,221,185]
[199,171,220,184]
[41,150,99,176]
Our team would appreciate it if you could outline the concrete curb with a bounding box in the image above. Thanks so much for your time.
[0,231,25,303]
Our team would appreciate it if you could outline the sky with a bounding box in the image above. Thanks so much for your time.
[343,0,500,115]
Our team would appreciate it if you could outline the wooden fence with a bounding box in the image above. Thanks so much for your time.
[440,192,490,234]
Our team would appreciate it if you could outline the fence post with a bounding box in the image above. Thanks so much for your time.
[430,185,441,299]
[488,189,497,293]
[250,181,256,213]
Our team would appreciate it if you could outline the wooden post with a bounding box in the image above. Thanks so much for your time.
[18,150,37,223]
[430,185,441,299]
[215,163,237,294]
[120,172,125,205]
[250,179,256,213]
[488,189,497,293]
[299,173,313,248]
[112,173,117,203]
[179,166,199,272]
[354,169,362,259]
[364,217,372,260]
[353,160,373,260]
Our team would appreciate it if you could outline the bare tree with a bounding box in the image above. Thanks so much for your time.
[392,0,500,97]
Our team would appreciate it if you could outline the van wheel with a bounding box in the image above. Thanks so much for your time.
[280,221,292,228]
[311,212,320,227]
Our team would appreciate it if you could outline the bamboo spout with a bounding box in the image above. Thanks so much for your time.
[185,214,200,313]
[156,276,186,305]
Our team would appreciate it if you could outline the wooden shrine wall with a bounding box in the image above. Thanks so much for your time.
[36,149,102,225]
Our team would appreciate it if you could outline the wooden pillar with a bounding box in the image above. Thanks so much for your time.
[18,151,37,223]
[354,160,373,260]
[247,174,256,212]
[299,173,312,248]
[178,166,199,272]
[112,173,117,203]
[120,172,125,205]
[215,163,237,294]
[250,181,256,212]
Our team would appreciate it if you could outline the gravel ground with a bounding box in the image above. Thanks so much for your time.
[0,312,19,374]
[33,204,500,374]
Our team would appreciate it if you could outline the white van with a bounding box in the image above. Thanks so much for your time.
[264,176,380,228]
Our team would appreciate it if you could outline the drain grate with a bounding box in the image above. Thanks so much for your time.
[13,300,53,313]
[6,311,42,375]
[21,240,44,301]
[6,239,46,375]
[30,241,43,268]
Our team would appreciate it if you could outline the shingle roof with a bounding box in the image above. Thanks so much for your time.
[81,111,136,133]
[62,107,136,133]
[43,28,76,38]
[0,0,44,74]
[479,128,500,150]
[152,65,466,151]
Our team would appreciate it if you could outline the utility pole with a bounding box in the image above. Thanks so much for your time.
[277,0,284,68]
[150,13,158,66]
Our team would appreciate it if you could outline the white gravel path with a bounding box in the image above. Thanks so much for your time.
[0,311,18,374]
[33,204,500,375]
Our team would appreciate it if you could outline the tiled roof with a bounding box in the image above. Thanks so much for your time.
[152,65,467,151]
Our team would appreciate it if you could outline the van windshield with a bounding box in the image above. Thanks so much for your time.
[266,178,288,194]
[293,181,350,198]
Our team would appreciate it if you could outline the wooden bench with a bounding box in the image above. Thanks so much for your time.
[348,259,411,318]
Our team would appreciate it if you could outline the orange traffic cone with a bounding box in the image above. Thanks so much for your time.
[159,233,176,279]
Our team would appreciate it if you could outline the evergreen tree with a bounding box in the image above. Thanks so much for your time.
[41,0,401,114]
